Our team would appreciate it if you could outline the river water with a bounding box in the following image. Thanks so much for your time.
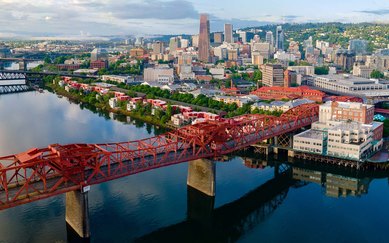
[0,91,389,243]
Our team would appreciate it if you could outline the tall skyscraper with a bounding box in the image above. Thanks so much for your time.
[265,31,274,46]
[275,26,284,50]
[224,23,233,43]
[198,14,210,63]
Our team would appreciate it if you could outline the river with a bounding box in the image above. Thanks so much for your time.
[0,91,389,243]
[3,61,43,70]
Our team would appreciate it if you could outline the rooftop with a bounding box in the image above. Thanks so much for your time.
[321,101,374,110]
[295,129,325,140]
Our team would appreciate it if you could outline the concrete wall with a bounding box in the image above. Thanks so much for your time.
[66,190,90,238]
[187,159,216,197]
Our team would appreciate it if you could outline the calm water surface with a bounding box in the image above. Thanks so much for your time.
[0,91,389,243]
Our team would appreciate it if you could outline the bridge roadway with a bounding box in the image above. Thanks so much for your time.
[0,58,40,62]
[0,104,319,210]
[375,108,389,115]
[0,69,98,79]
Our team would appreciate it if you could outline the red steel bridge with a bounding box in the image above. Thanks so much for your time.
[0,104,319,210]
[375,108,389,115]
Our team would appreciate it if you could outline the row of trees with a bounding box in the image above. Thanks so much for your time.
[130,85,239,113]
[129,85,283,117]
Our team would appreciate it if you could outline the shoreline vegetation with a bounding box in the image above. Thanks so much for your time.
[46,83,173,129]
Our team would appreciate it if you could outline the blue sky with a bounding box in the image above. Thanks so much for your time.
[0,0,388,38]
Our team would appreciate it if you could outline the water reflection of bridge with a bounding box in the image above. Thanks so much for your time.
[135,155,384,243]
[136,162,293,243]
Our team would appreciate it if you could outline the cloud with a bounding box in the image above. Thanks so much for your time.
[358,9,389,15]
[109,0,199,20]
[281,15,301,22]
[210,17,271,31]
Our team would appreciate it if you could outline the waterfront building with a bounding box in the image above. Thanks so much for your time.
[198,14,210,63]
[293,101,383,161]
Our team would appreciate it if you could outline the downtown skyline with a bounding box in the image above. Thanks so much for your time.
[1,0,389,38]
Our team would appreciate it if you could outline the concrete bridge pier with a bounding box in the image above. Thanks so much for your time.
[187,159,216,197]
[66,189,90,239]
[18,61,27,71]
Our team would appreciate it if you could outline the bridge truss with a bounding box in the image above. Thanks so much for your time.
[0,104,319,209]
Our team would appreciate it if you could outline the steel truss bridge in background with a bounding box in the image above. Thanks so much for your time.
[0,72,29,95]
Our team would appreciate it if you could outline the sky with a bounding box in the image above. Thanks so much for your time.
[0,0,389,38]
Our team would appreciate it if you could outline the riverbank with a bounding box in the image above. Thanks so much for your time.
[46,83,172,129]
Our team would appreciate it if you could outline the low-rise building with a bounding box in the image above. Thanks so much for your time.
[307,74,389,97]
[250,86,325,102]
[102,75,134,84]
[109,98,118,109]
[293,101,384,161]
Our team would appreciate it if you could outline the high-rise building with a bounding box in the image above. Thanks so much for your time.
[135,37,144,47]
[262,64,284,87]
[224,23,233,43]
[90,48,108,62]
[349,39,368,55]
[191,35,199,48]
[152,41,164,54]
[180,39,189,48]
[198,14,210,63]
[265,31,274,47]
[252,42,272,59]
[169,37,180,54]
[275,26,284,50]
[213,32,223,44]
[236,30,247,43]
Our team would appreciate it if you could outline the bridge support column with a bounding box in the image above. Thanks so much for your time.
[187,159,215,197]
[66,190,90,238]
[18,61,27,71]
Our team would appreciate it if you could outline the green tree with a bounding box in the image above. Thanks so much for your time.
[371,70,384,79]
[314,66,329,75]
